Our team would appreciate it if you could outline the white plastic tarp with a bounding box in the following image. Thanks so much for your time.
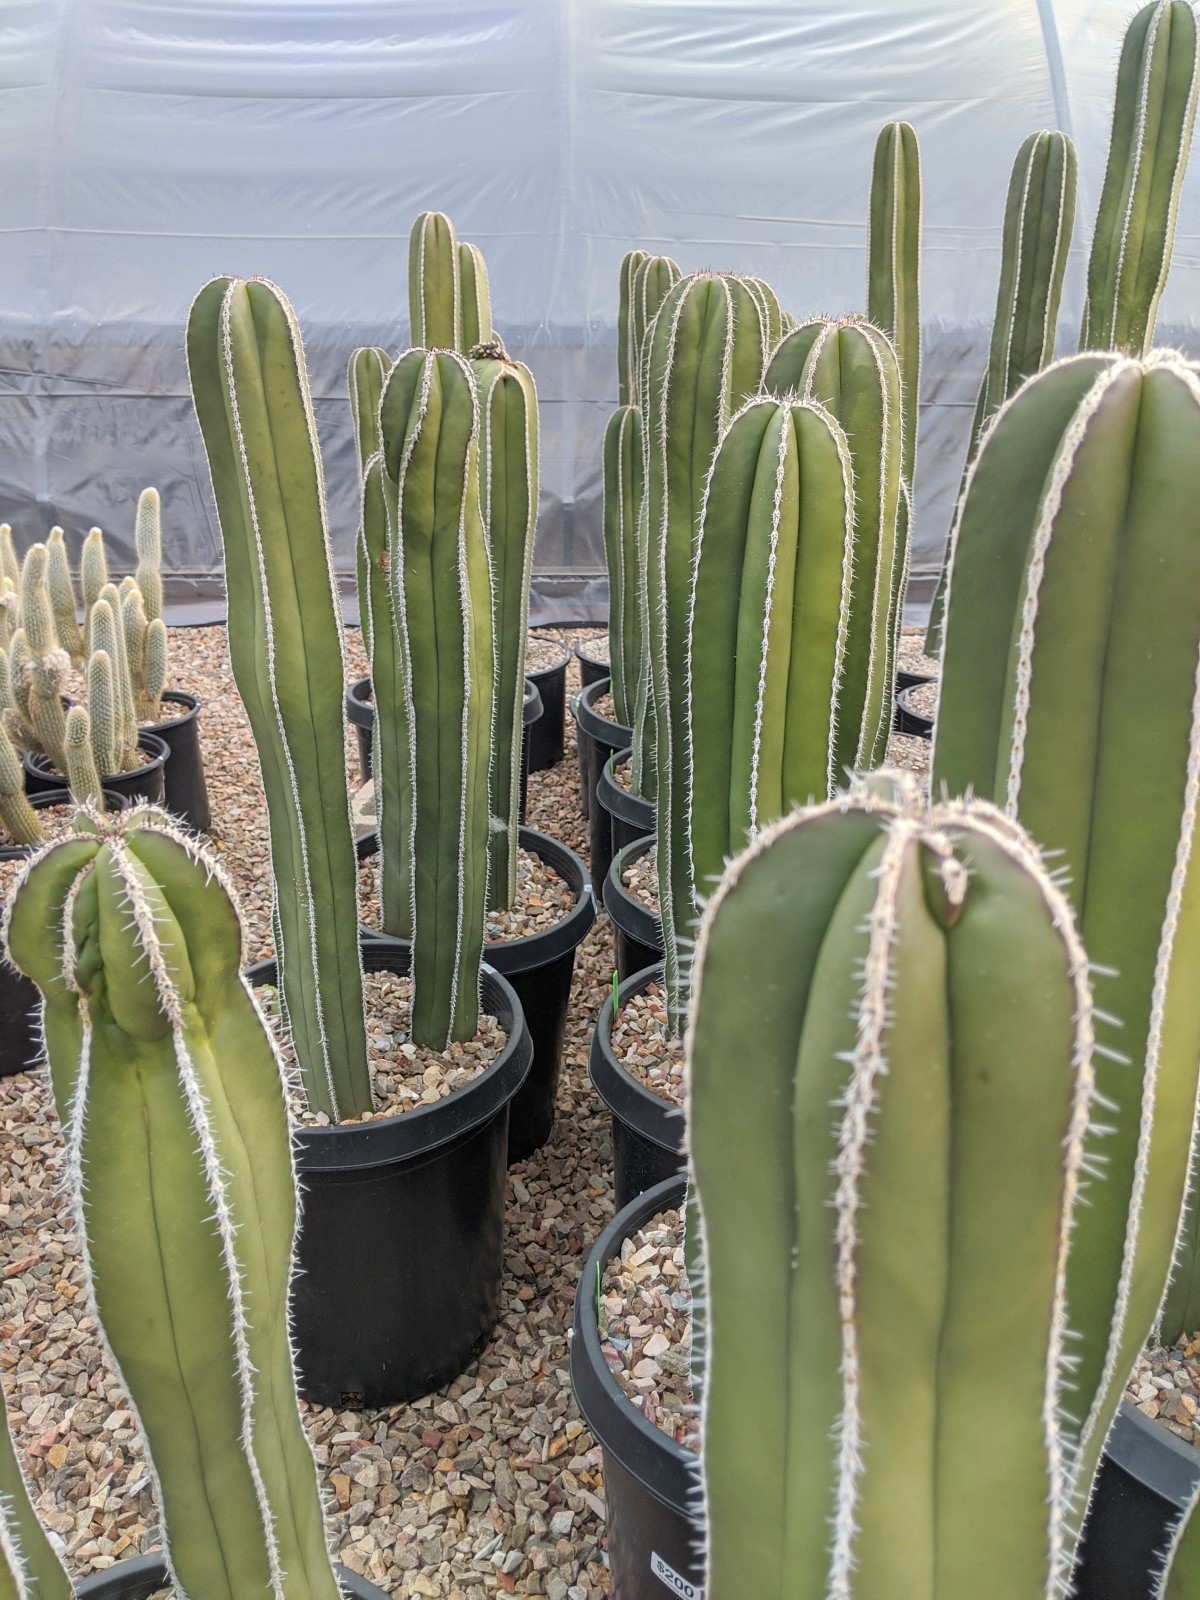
[2,1,1199,615]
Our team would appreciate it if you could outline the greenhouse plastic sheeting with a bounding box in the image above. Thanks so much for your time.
[3,1,1200,616]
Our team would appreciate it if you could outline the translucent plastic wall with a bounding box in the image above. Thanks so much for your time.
[2,1,1200,615]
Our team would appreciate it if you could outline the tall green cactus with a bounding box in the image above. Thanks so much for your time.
[348,345,392,661]
[133,486,164,622]
[602,404,644,730]
[408,212,493,353]
[617,250,648,408]
[15,547,69,774]
[470,339,538,911]
[687,395,854,908]
[629,254,682,409]
[867,120,921,498]
[0,1382,72,1600]
[764,316,904,773]
[3,810,340,1600]
[375,349,494,1048]
[1081,0,1200,356]
[44,529,84,664]
[926,128,1078,653]
[186,275,370,1121]
[933,350,1200,1530]
[641,272,772,1014]
[457,241,493,350]
[687,777,1095,1600]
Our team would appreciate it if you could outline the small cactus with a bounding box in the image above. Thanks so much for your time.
[0,525,18,593]
[348,345,393,660]
[64,705,102,805]
[44,528,84,663]
[0,720,43,847]
[80,527,108,614]
[3,809,342,1600]
[133,486,164,622]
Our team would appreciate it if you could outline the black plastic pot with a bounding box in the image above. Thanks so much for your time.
[24,731,169,807]
[246,936,532,1408]
[143,690,210,831]
[1073,1401,1200,1598]
[571,1175,704,1600]
[526,633,571,772]
[896,667,936,694]
[346,677,542,823]
[894,681,935,741]
[0,790,127,1080]
[575,633,611,689]
[590,961,685,1211]
[356,826,595,1163]
[604,836,665,986]
[600,748,655,856]
[576,677,633,867]
[74,1552,388,1600]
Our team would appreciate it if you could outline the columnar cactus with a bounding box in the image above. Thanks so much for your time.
[374,348,494,1048]
[1161,1480,1200,1596]
[0,721,43,848]
[933,350,1200,1527]
[186,275,370,1121]
[63,706,102,805]
[686,394,855,907]
[407,212,493,353]
[686,777,1095,1600]
[3,810,341,1600]
[602,404,643,730]
[628,254,682,409]
[1080,0,1200,356]
[0,1383,72,1600]
[0,526,18,594]
[470,340,538,912]
[641,272,772,1008]
[617,250,648,408]
[80,528,107,615]
[764,316,905,773]
[867,120,921,499]
[11,547,69,773]
[133,486,164,622]
[44,529,84,663]
[348,345,392,659]
[926,128,1078,653]
[457,240,493,350]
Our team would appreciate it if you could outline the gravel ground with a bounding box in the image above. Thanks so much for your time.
[0,623,617,1599]
[1128,1336,1200,1448]
[608,985,683,1108]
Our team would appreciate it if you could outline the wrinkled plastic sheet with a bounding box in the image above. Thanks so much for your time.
[2,1,1199,620]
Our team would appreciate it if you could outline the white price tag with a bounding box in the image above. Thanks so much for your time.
[650,1551,704,1598]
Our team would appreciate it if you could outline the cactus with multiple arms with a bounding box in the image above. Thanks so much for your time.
[3,809,341,1600]
[0,1382,72,1600]
[764,316,905,773]
[1081,0,1200,355]
[933,350,1200,1535]
[408,212,493,353]
[186,275,370,1121]
[687,776,1095,1599]
[470,340,538,911]
[374,348,494,1047]
[686,394,855,907]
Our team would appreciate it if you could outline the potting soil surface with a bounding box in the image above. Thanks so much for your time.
[608,984,683,1109]
[359,848,577,944]
[577,635,609,666]
[619,853,659,916]
[1127,1337,1200,1450]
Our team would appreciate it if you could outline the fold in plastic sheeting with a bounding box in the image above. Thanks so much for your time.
[2,1,1198,614]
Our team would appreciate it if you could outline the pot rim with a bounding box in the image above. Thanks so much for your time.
[23,730,170,787]
[72,1551,388,1600]
[603,835,664,955]
[589,959,683,1155]
[141,688,201,735]
[525,637,572,679]
[573,633,611,670]
[574,676,632,746]
[0,788,129,862]
[596,747,655,833]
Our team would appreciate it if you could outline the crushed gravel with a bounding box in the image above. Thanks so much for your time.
[576,636,609,667]
[897,626,940,681]
[619,854,659,917]
[358,848,576,944]
[902,679,937,721]
[1128,1337,1200,1449]
[525,634,571,675]
[887,730,932,783]
[588,693,620,728]
[608,984,683,1109]
[598,1209,696,1452]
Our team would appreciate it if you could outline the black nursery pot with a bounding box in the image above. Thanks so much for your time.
[74,1552,388,1600]
[576,677,633,872]
[594,747,655,903]
[893,681,935,741]
[575,633,611,689]
[24,731,169,807]
[346,677,542,824]
[143,690,210,830]
[590,961,685,1211]
[1073,1401,1200,1598]
[357,826,593,1163]
[526,632,571,772]
[246,936,532,1409]
[604,836,665,986]
[896,666,936,694]
[571,1175,704,1600]
[0,790,126,1081]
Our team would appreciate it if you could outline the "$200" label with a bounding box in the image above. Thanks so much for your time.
[651,1552,704,1598]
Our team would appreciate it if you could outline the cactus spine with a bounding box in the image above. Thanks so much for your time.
[3,810,341,1600]
[375,349,494,1047]
[133,486,164,622]
[470,340,538,912]
[642,273,771,1015]
[602,404,644,729]
[1081,0,1200,356]
[686,395,854,904]
[686,777,1095,1599]
[187,275,370,1121]
[765,316,905,772]
[933,351,1200,1532]
[0,1384,72,1600]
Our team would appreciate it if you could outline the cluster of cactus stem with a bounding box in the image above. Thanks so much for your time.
[408,211,493,352]
[2,806,340,1600]
[686,776,1100,1598]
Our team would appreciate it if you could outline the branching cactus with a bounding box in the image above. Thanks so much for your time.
[13,547,69,773]
[764,316,905,773]
[3,809,341,1600]
[133,486,164,622]
[629,254,682,410]
[686,776,1095,1600]
[617,250,648,408]
[1081,0,1200,356]
[408,212,493,353]
[926,128,1078,653]
[686,395,854,913]
[187,275,370,1121]
[348,345,393,659]
[867,120,921,500]
[641,272,772,1006]
[470,339,538,913]
[374,348,494,1048]
[457,241,493,351]
[602,403,644,729]
[0,1381,72,1600]
[933,350,1200,1535]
